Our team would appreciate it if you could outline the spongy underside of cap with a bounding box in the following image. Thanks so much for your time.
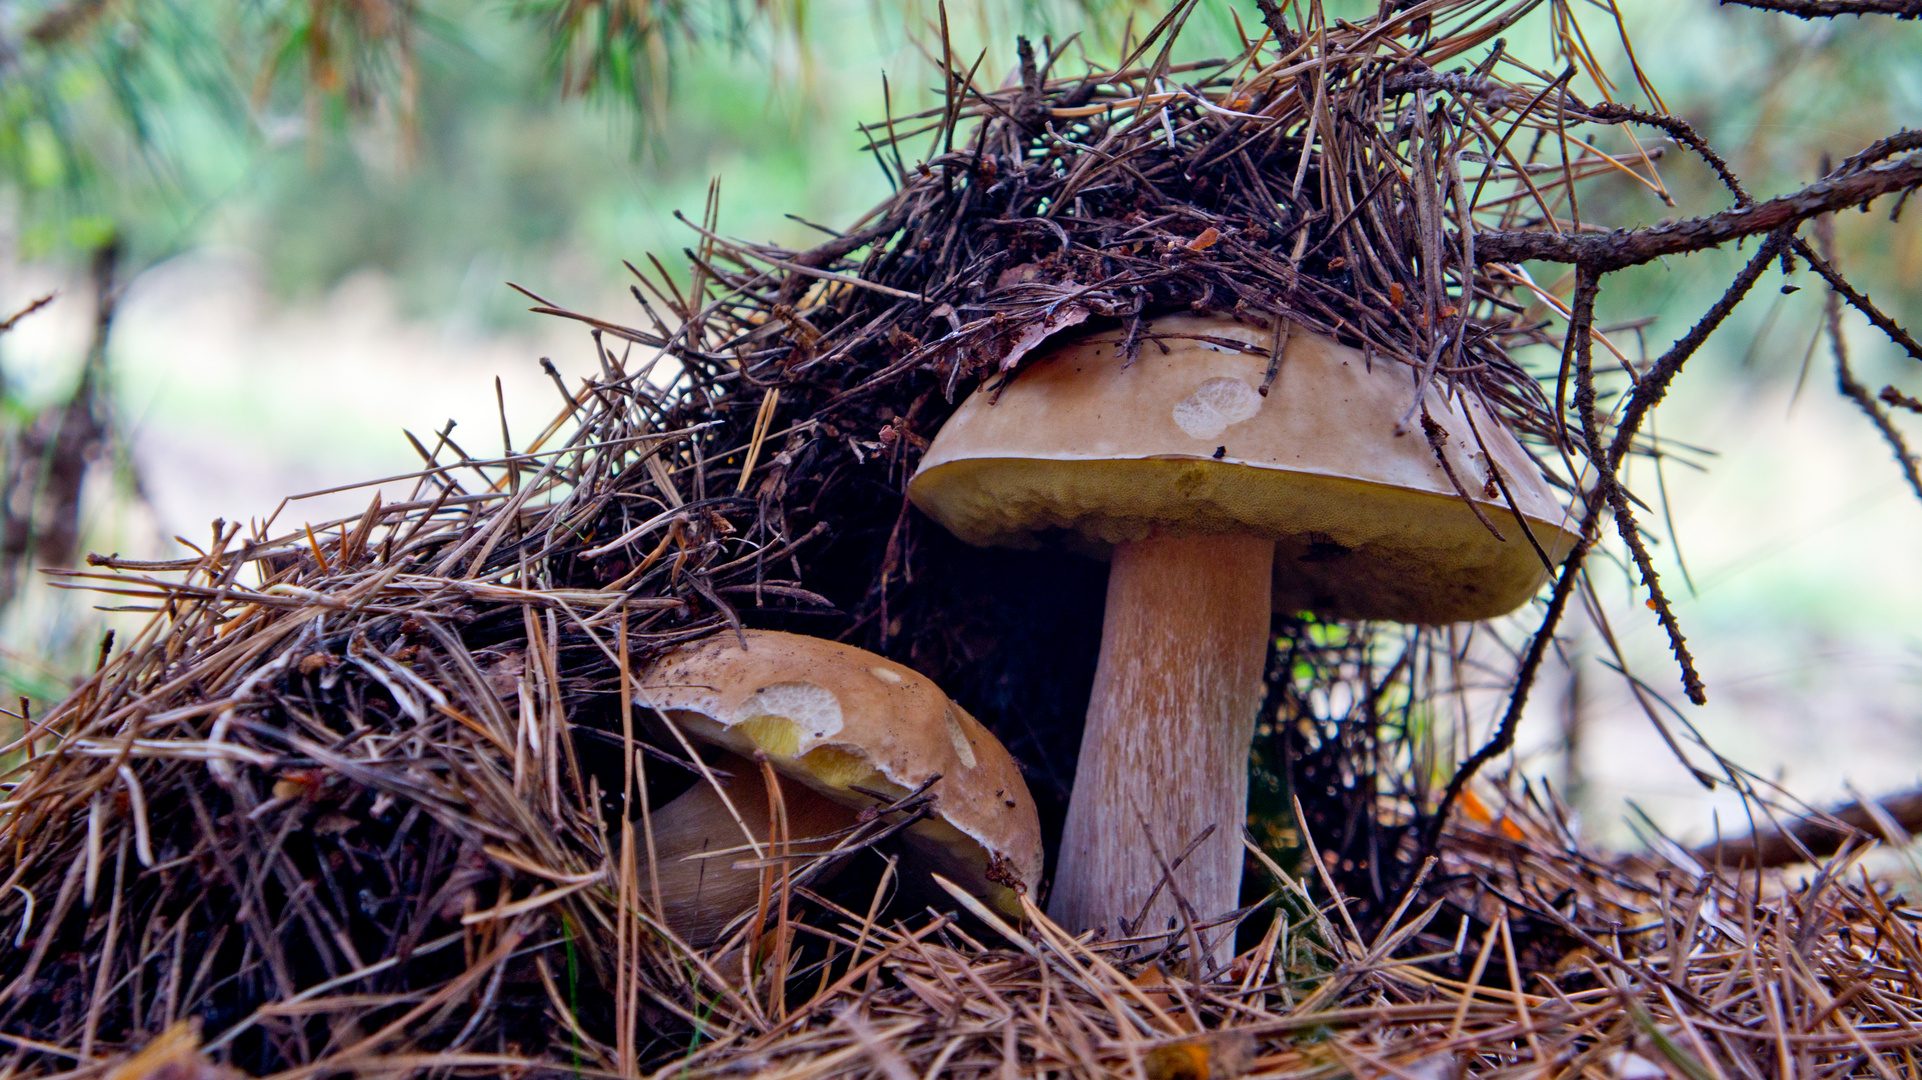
[909,454,1574,624]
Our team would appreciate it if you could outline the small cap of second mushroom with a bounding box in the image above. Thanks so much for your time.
[635,630,1043,920]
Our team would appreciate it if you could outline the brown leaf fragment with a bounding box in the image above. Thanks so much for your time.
[995,302,1091,372]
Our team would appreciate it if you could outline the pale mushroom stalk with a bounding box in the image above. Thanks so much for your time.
[648,750,862,945]
[907,314,1578,954]
[1049,531,1273,938]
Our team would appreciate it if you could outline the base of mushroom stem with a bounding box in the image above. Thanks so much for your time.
[1047,531,1274,962]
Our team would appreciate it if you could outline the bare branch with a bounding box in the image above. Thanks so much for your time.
[1429,237,1787,840]
[0,294,54,334]
[1583,103,1750,206]
[1789,236,1922,365]
[1564,268,1706,705]
[1814,220,1922,502]
[1427,522,1595,851]
[1693,787,1922,869]
[1717,0,1922,19]
[1607,232,1792,468]
[1474,151,1922,268]
[1832,129,1922,177]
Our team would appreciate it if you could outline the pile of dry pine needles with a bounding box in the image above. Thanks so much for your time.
[4,0,1922,1073]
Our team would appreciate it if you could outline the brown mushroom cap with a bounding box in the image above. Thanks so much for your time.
[635,630,1043,919]
[909,315,1579,623]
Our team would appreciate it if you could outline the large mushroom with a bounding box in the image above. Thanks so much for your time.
[907,314,1577,945]
[633,630,1042,944]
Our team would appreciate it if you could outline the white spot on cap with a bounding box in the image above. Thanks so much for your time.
[869,666,903,684]
[944,708,977,768]
[1172,376,1262,440]
[735,682,843,740]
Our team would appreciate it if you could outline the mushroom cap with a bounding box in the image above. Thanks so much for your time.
[908,315,1579,623]
[634,630,1043,919]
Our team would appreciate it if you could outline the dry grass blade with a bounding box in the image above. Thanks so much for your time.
[4,0,1920,1076]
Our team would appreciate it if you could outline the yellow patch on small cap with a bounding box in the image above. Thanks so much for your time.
[797,744,882,789]
[869,666,904,684]
[735,714,802,757]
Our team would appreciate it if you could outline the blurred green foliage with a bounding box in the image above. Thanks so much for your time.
[0,0,1185,313]
[1,1,241,257]
[0,0,1189,700]
[4,0,1916,318]
[1567,8,1922,378]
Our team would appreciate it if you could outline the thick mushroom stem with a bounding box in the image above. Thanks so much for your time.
[1048,531,1274,951]
[649,751,862,945]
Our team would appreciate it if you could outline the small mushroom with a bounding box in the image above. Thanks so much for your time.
[634,630,1042,944]
[908,314,1576,943]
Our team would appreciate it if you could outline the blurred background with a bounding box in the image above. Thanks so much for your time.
[0,0,1917,852]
